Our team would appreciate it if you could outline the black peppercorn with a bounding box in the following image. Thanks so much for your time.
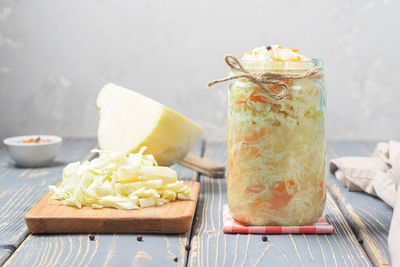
[185,244,191,251]
[262,235,268,242]
[136,235,143,241]
[89,234,95,241]
[266,46,272,51]
[174,256,178,262]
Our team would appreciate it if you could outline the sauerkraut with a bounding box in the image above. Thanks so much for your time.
[227,45,326,226]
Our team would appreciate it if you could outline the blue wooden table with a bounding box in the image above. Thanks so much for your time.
[0,139,392,266]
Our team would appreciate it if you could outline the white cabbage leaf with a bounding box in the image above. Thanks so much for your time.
[49,147,192,210]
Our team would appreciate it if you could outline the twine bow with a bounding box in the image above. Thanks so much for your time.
[208,55,322,100]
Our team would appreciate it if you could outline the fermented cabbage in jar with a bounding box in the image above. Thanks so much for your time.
[226,45,326,226]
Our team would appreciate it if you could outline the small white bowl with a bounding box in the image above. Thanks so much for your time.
[3,135,63,167]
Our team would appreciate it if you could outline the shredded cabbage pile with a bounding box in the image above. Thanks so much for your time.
[227,74,326,226]
[49,147,192,210]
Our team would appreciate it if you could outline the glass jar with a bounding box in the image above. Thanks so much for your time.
[227,59,326,226]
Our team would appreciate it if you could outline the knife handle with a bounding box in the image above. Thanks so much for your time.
[179,153,225,178]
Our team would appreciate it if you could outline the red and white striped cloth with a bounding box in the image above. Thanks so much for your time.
[223,205,335,234]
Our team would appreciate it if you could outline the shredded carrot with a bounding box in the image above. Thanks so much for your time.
[249,95,267,103]
[272,56,302,62]
[319,181,325,189]
[270,193,292,211]
[269,80,293,94]
[235,95,267,105]
[253,198,268,208]
[269,85,281,94]
[319,182,326,195]
[244,185,265,194]
[228,150,237,177]
[250,147,261,158]
[288,180,296,186]
[243,128,267,144]
[275,181,286,192]
[232,150,237,161]
[285,80,294,86]
[276,46,299,52]
[269,181,295,211]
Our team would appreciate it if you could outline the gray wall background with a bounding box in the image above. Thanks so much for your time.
[1,0,399,142]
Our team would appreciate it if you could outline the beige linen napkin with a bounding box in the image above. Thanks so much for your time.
[329,141,400,266]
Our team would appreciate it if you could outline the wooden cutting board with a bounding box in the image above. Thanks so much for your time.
[25,180,200,234]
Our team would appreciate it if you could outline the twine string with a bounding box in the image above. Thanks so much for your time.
[208,54,322,100]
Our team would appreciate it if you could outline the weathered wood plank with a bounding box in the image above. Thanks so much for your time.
[4,234,191,267]
[0,247,13,266]
[189,141,372,267]
[0,139,97,248]
[327,141,392,267]
[3,140,204,267]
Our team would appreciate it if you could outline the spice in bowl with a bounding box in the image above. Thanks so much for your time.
[22,137,52,144]
[3,135,63,167]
